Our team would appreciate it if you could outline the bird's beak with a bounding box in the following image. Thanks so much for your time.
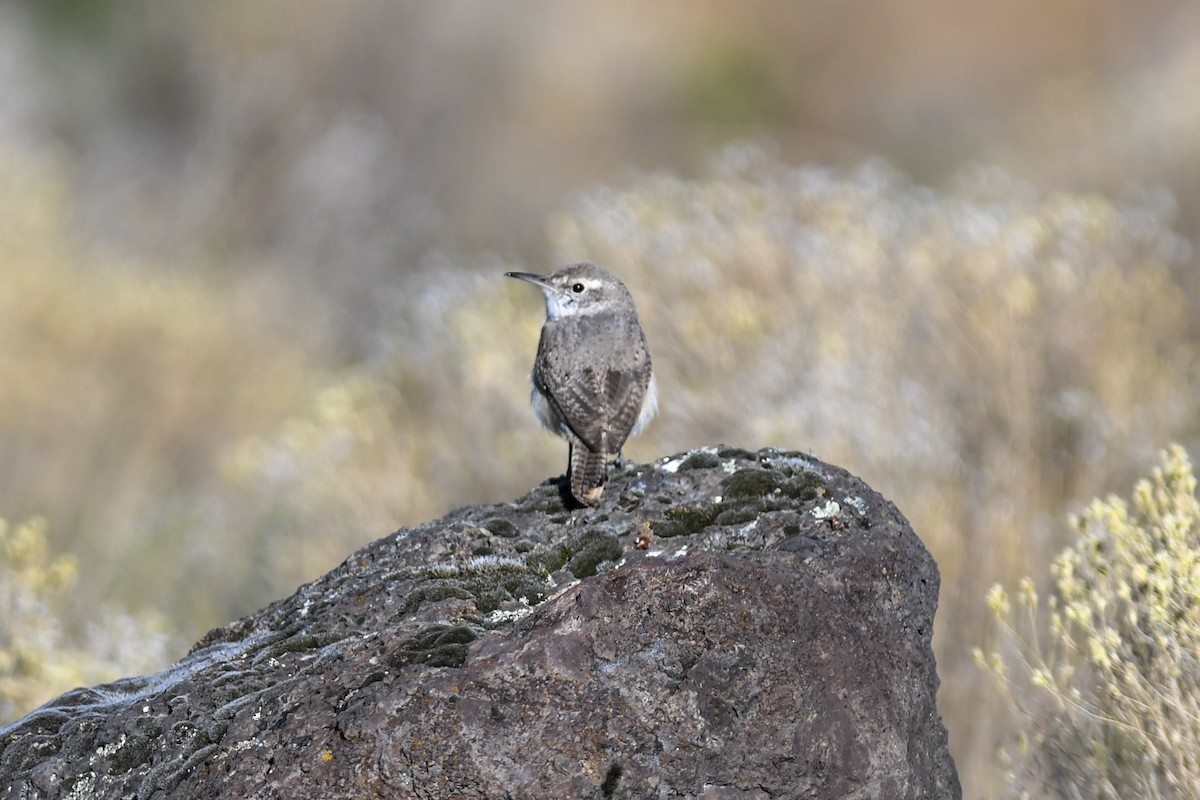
[505,271,552,290]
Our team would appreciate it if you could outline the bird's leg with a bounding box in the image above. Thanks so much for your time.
[565,438,575,485]
[556,438,586,508]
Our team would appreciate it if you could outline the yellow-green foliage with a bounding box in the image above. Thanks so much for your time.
[0,153,320,628]
[979,445,1200,799]
[0,516,176,725]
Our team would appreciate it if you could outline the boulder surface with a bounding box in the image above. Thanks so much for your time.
[0,447,960,799]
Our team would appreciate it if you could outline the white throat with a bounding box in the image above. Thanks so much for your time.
[543,292,574,321]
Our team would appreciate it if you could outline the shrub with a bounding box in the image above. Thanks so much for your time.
[978,445,1200,798]
[0,153,319,629]
[0,516,177,724]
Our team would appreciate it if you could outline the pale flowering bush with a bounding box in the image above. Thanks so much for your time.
[978,445,1200,798]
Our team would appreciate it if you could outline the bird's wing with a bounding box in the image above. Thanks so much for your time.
[534,360,607,453]
[535,325,649,455]
[596,366,649,453]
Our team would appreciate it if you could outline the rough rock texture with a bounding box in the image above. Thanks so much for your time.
[0,447,960,799]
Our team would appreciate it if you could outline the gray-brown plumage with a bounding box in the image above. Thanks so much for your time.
[506,263,657,506]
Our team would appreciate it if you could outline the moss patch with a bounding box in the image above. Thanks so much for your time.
[712,505,761,526]
[483,518,519,538]
[723,467,822,502]
[676,451,722,471]
[525,529,626,578]
[652,504,723,538]
[465,570,548,613]
[525,543,571,576]
[387,625,477,669]
[566,531,624,578]
[258,632,339,662]
[401,583,476,615]
[399,560,551,619]
[652,467,825,538]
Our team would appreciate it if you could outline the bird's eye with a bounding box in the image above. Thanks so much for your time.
[572,283,585,293]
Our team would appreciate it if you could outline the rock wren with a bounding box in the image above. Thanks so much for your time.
[507,263,657,506]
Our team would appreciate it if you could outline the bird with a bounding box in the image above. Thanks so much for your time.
[506,263,657,506]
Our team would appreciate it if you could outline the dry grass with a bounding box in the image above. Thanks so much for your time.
[0,154,321,630]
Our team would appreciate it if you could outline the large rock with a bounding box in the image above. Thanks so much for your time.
[0,447,960,799]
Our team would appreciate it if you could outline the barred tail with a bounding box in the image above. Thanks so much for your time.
[569,434,608,506]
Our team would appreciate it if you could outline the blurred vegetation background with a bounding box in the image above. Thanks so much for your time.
[1,0,1198,795]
